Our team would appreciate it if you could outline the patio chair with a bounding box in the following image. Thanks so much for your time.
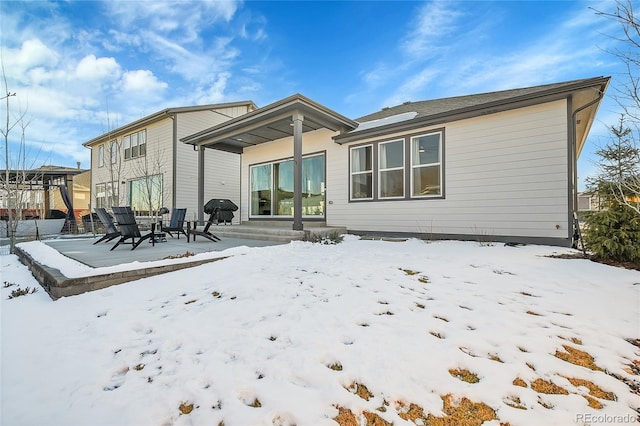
[110,206,156,250]
[93,208,120,245]
[160,208,188,239]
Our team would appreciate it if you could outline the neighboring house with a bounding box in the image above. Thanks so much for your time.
[0,165,88,219]
[82,102,257,222]
[577,191,605,211]
[182,77,610,247]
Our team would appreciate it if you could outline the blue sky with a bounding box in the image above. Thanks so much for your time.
[0,0,630,190]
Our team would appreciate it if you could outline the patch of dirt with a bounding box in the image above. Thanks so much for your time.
[589,256,640,271]
[554,345,603,371]
[546,252,640,270]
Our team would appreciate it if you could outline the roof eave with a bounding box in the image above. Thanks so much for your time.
[82,101,258,148]
[182,94,358,146]
[334,77,611,144]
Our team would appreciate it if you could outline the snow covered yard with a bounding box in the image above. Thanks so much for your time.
[1,236,638,426]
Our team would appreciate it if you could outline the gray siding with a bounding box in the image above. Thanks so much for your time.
[241,100,571,242]
[175,108,247,221]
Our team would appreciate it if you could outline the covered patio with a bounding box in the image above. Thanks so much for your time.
[182,94,358,231]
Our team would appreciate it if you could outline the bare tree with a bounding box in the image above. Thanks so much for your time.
[1,60,45,253]
[592,0,640,211]
[130,139,168,226]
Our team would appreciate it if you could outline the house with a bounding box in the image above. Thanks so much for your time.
[82,102,257,222]
[0,165,88,220]
[182,77,610,247]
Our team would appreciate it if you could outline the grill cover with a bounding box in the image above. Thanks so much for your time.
[204,199,239,214]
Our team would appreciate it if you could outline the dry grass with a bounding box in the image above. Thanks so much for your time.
[333,406,357,426]
[396,402,427,423]
[178,402,194,414]
[449,368,480,384]
[429,331,444,339]
[430,394,497,426]
[564,377,616,401]
[525,310,541,316]
[398,396,497,425]
[559,336,583,345]
[554,345,603,371]
[347,382,374,401]
[537,397,554,409]
[328,362,343,371]
[433,315,449,322]
[583,395,604,409]
[333,406,391,426]
[163,251,196,259]
[362,411,393,426]
[247,398,261,408]
[489,354,503,363]
[531,378,569,395]
[503,395,527,410]
[512,377,528,388]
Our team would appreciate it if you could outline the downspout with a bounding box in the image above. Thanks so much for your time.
[171,113,177,209]
[569,89,604,244]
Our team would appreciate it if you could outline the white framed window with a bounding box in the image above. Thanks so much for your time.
[129,174,163,215]
[378,139,404,198]
[350,145,373,200]
[98,145,105,167]
[123,129,147,160]
[411,133,442,197]
[249,153,326,217]
[110,140,118,164]
[95,182,118,208]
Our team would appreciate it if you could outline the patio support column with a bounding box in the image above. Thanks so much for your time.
[43,177,51,218]
[292,112,304,231]
[198,146,205,223]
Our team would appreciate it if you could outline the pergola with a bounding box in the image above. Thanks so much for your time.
[182,94,358,230]
[1,165,86,220]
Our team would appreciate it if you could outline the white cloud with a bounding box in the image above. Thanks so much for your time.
[1,38,59,79]
[401,2,462,57]
[122,69,168,93]
[381,68,440,107]
[75,55,122,81]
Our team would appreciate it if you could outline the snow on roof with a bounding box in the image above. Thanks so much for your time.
[353,111,418,132]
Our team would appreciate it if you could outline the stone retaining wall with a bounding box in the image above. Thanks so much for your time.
[15,246,227,300]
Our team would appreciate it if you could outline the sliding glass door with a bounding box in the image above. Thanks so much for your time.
[250,153,325,218]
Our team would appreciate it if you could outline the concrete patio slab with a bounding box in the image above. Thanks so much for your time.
[11,234,286,299]
[43,234,283,268]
